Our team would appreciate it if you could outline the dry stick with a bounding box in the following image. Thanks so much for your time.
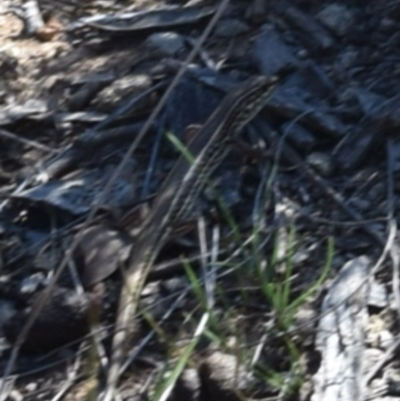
[0,0,230,398]
[303,215,386,227]
[0,128,56,153]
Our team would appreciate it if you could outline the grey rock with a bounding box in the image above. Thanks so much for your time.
[214,19,250,38]
[199,352,251,401]
[20,273,46,296]
[338,48,358,70]
[306,152,334,176]
[317,4,354,37]
[77,225,131,287]
[171,369,201,401]
[146,32,185,56]
[25,383,38,392]
[94,73,152,111]
[161,277,188,294]
[251,24,298,75]
[380,18,395,32]
[297,48,309,59]
[292,305,317,346]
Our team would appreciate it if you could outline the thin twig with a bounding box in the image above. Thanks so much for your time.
[0,128,57,153]
[140,125,163,198]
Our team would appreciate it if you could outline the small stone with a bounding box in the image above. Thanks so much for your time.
[251,24,298,75]
[339,48,358,70]
[317,4,354,37]
[292,305,317,346]
[93,73,152,111]
[214,19,250,38]
[306,152,334,176]
[9,390,23,401]
[161,277,188,294]
[199,352,251,401]
[20,273,46,296]
[380,18,395,31]
[146,32,184,56]
[297,49,309,59]
[171,369,201,401]
[25,383,38,392]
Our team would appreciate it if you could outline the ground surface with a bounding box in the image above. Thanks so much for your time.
[0,0,399,400]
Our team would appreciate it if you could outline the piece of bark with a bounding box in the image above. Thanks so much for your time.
[312,256,370,401]
[68,5,216,33]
